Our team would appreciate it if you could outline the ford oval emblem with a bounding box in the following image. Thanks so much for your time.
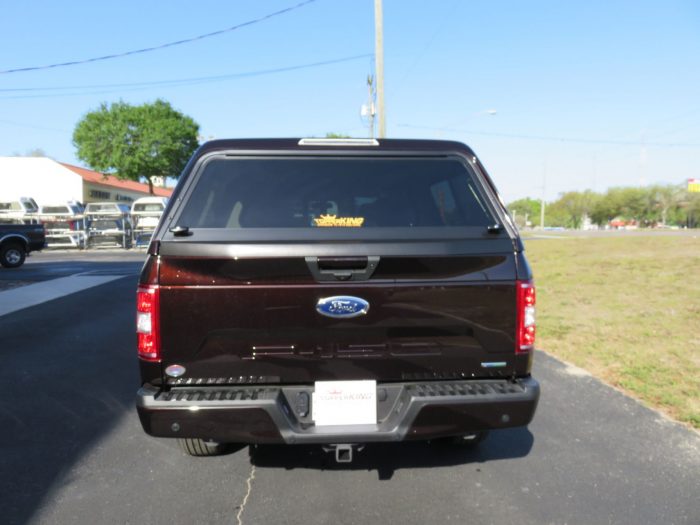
[316,296,369,319]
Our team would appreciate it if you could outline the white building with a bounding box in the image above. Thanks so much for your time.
[0,157,172,207]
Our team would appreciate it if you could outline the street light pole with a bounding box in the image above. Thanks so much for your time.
[374,0,386,138]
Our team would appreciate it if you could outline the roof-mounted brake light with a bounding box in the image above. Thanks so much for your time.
[298,138,379,147]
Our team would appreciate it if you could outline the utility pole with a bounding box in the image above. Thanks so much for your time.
[366,75,376,138]
[374,0,386,138]
[540,198,546,229]
[540,162,547,229]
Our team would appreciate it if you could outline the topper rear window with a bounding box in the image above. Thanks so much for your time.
[133,203,165,212]
[175,156,496,234]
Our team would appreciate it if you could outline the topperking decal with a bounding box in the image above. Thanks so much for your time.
[313,214,365,227]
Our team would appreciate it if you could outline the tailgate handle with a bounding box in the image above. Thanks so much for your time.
[305,256,380,282]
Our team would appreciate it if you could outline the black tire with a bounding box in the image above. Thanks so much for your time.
[0,242,27,268]
[178,438,229,457]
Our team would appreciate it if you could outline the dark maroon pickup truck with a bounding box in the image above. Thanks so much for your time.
[135,138,539,461]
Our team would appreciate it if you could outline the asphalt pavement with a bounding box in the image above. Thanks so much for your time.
[0,249,145,291]
[0,252,698,525]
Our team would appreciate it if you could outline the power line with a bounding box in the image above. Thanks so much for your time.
[0,54,372,99]
[0,0,317,75]
[0,118,69,133]
[391,0,459,99]
[397,124,700,148]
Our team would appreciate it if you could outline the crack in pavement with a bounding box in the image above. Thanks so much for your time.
[235,464,256,525]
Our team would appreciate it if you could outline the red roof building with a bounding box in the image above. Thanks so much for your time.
[61,163,173,199]
[0,156,173,207]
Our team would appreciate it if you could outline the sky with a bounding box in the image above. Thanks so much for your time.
[1,0,699,203]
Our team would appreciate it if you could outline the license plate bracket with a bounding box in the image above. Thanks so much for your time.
[312,380,377,426]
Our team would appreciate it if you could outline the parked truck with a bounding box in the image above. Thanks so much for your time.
[0,222,45,268]
[135,138,540,461]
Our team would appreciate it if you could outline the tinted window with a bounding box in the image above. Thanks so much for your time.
[45,220,73,229]
[42,206,71,214]
[178,157,494,229]
[86,204,114,213]
[90,219,122,230]
[134,203,164,212]
[21,198,39,213]
[0,202,22,211]
[86,203,126,213]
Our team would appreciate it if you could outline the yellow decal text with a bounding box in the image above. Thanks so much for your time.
[313,214,365,227]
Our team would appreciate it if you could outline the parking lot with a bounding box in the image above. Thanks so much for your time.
[0,251,698,525]
[0,249,145,292]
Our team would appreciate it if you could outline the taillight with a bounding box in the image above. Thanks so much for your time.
[516,280,536,353]
[136,285,160,361]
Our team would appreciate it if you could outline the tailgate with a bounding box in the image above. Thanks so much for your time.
[157,244,519,384]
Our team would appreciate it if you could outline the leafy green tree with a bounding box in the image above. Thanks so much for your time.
[511,183,700,229]
[650,184,683,225]
[590,193,617,226]
[591,187,649,226]
[685,193,700,228]
[73,99,199,194]
[324,132,352,138]
[544,190,600,229]
[543,201,570,227]
[507,197,541,227]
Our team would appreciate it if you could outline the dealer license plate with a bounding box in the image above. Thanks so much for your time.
[312,380,377,426]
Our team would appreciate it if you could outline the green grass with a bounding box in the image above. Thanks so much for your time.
[525,234,700,429]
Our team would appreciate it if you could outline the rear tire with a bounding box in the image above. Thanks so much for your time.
[178,438,229,457]
[0,243,27,268]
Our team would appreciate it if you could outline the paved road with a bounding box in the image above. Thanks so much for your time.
[0,254,698,525]
[0,250,145,291]
[523,229,700,240]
